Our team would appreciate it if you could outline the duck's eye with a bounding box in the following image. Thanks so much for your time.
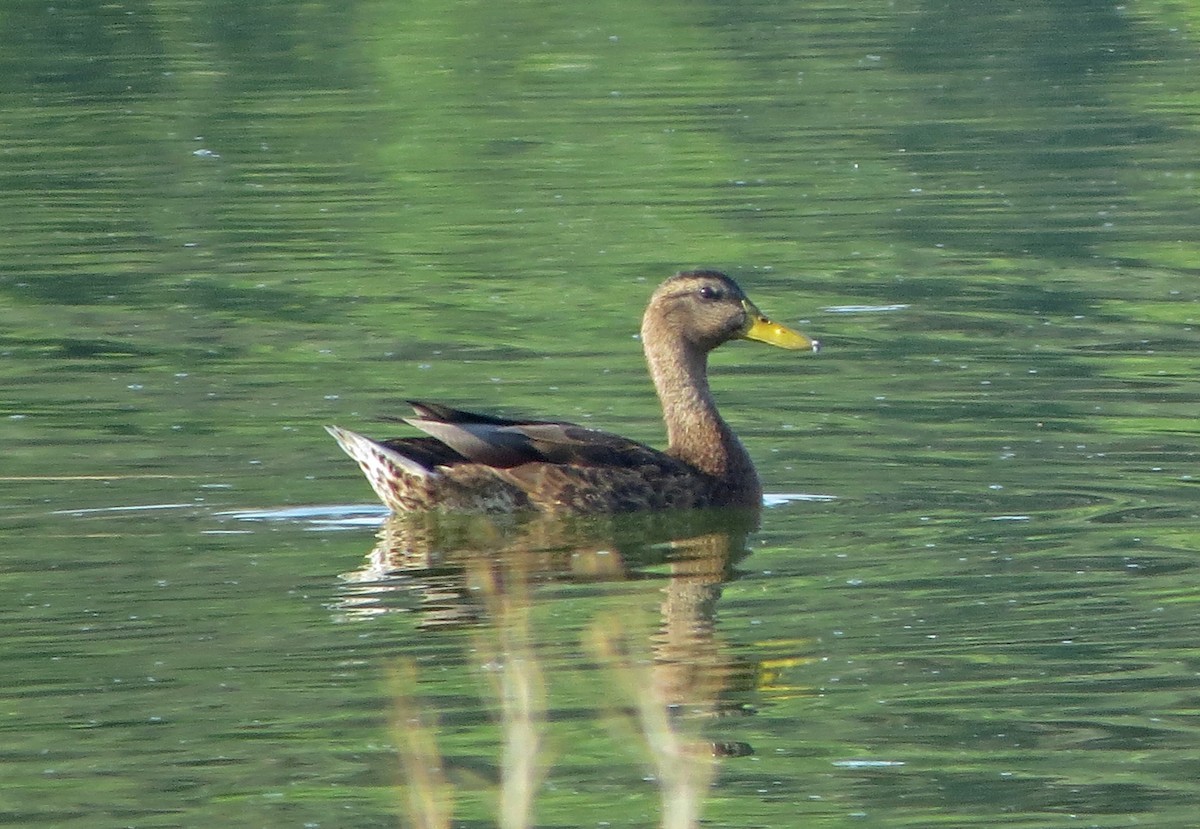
[697,285,722,301]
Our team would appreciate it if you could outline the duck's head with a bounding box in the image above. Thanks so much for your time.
[642,270,819,354]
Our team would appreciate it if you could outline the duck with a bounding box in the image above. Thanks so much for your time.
[326,270,819,514]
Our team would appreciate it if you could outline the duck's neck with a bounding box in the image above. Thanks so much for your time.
[645,339,760,497]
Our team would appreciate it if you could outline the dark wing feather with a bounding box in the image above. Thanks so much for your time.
[406,400,557,426]
[375,435,469,471]
[399,400,677,471]
[513,423,674,468]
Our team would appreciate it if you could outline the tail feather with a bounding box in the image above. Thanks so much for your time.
[325,425,435,478]
[325,424,529,513]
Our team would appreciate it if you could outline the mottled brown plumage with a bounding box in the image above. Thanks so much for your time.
[326,271,818,514]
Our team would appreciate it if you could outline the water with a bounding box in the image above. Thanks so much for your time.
[3,1,1200,827]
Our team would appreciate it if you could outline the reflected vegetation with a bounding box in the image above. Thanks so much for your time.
[374,507,757,828]
[339,508,760,719]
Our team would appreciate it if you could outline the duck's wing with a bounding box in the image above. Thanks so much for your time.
[328,404,722,513]
[401,400,673,470]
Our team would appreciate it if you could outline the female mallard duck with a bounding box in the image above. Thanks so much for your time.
[327,270,818,513]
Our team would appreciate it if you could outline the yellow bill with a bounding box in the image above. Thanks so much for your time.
[740,300,820,352]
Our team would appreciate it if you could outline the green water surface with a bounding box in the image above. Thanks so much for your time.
[2,1,1199,827]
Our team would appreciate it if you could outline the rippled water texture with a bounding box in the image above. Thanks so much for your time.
[2,1,1199,827]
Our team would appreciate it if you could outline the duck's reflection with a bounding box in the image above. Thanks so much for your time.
[336,508,759,722]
